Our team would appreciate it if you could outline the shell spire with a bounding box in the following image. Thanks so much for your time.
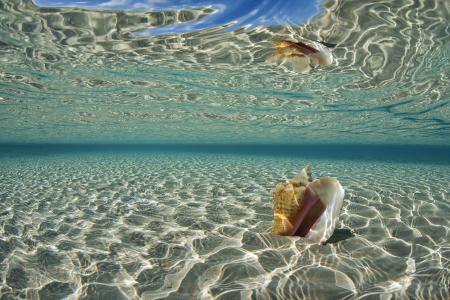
[293,164,311,185]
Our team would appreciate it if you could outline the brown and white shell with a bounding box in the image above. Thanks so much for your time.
[267,40,334,73]
[271,165,345,244]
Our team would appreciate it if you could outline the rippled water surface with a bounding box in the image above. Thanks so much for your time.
[0,0,448,144]
[0,0,449,299]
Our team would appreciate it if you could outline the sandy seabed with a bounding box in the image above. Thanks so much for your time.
[0,152,448,299]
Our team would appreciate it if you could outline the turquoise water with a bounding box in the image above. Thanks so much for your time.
[0,0,448,144]
[0,0,449,299]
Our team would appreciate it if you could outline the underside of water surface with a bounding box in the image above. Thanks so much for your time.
[0,0,448,145]
[0,0,449,299]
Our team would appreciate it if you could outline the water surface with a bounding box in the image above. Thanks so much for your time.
[0,0,448,144]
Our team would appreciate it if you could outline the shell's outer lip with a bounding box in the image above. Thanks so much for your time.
[287,187,326,236]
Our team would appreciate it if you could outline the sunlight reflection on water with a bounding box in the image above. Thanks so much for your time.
[0,0,448,144]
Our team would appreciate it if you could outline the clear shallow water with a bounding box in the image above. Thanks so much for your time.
[0,149,449,299]
[0,0,448,144]
[0,0,449,299]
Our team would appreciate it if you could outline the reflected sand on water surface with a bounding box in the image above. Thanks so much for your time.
[0,0,448,144]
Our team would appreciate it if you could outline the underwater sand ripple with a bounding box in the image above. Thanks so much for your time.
[0,152,448,299]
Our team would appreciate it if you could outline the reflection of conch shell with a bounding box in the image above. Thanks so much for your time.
[271,165,345,244]
[267,40,334,73]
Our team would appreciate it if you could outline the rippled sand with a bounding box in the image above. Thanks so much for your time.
[0,152,448,299]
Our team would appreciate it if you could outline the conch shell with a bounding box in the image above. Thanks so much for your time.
[267,39,334,73]
[271,165,345,244]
